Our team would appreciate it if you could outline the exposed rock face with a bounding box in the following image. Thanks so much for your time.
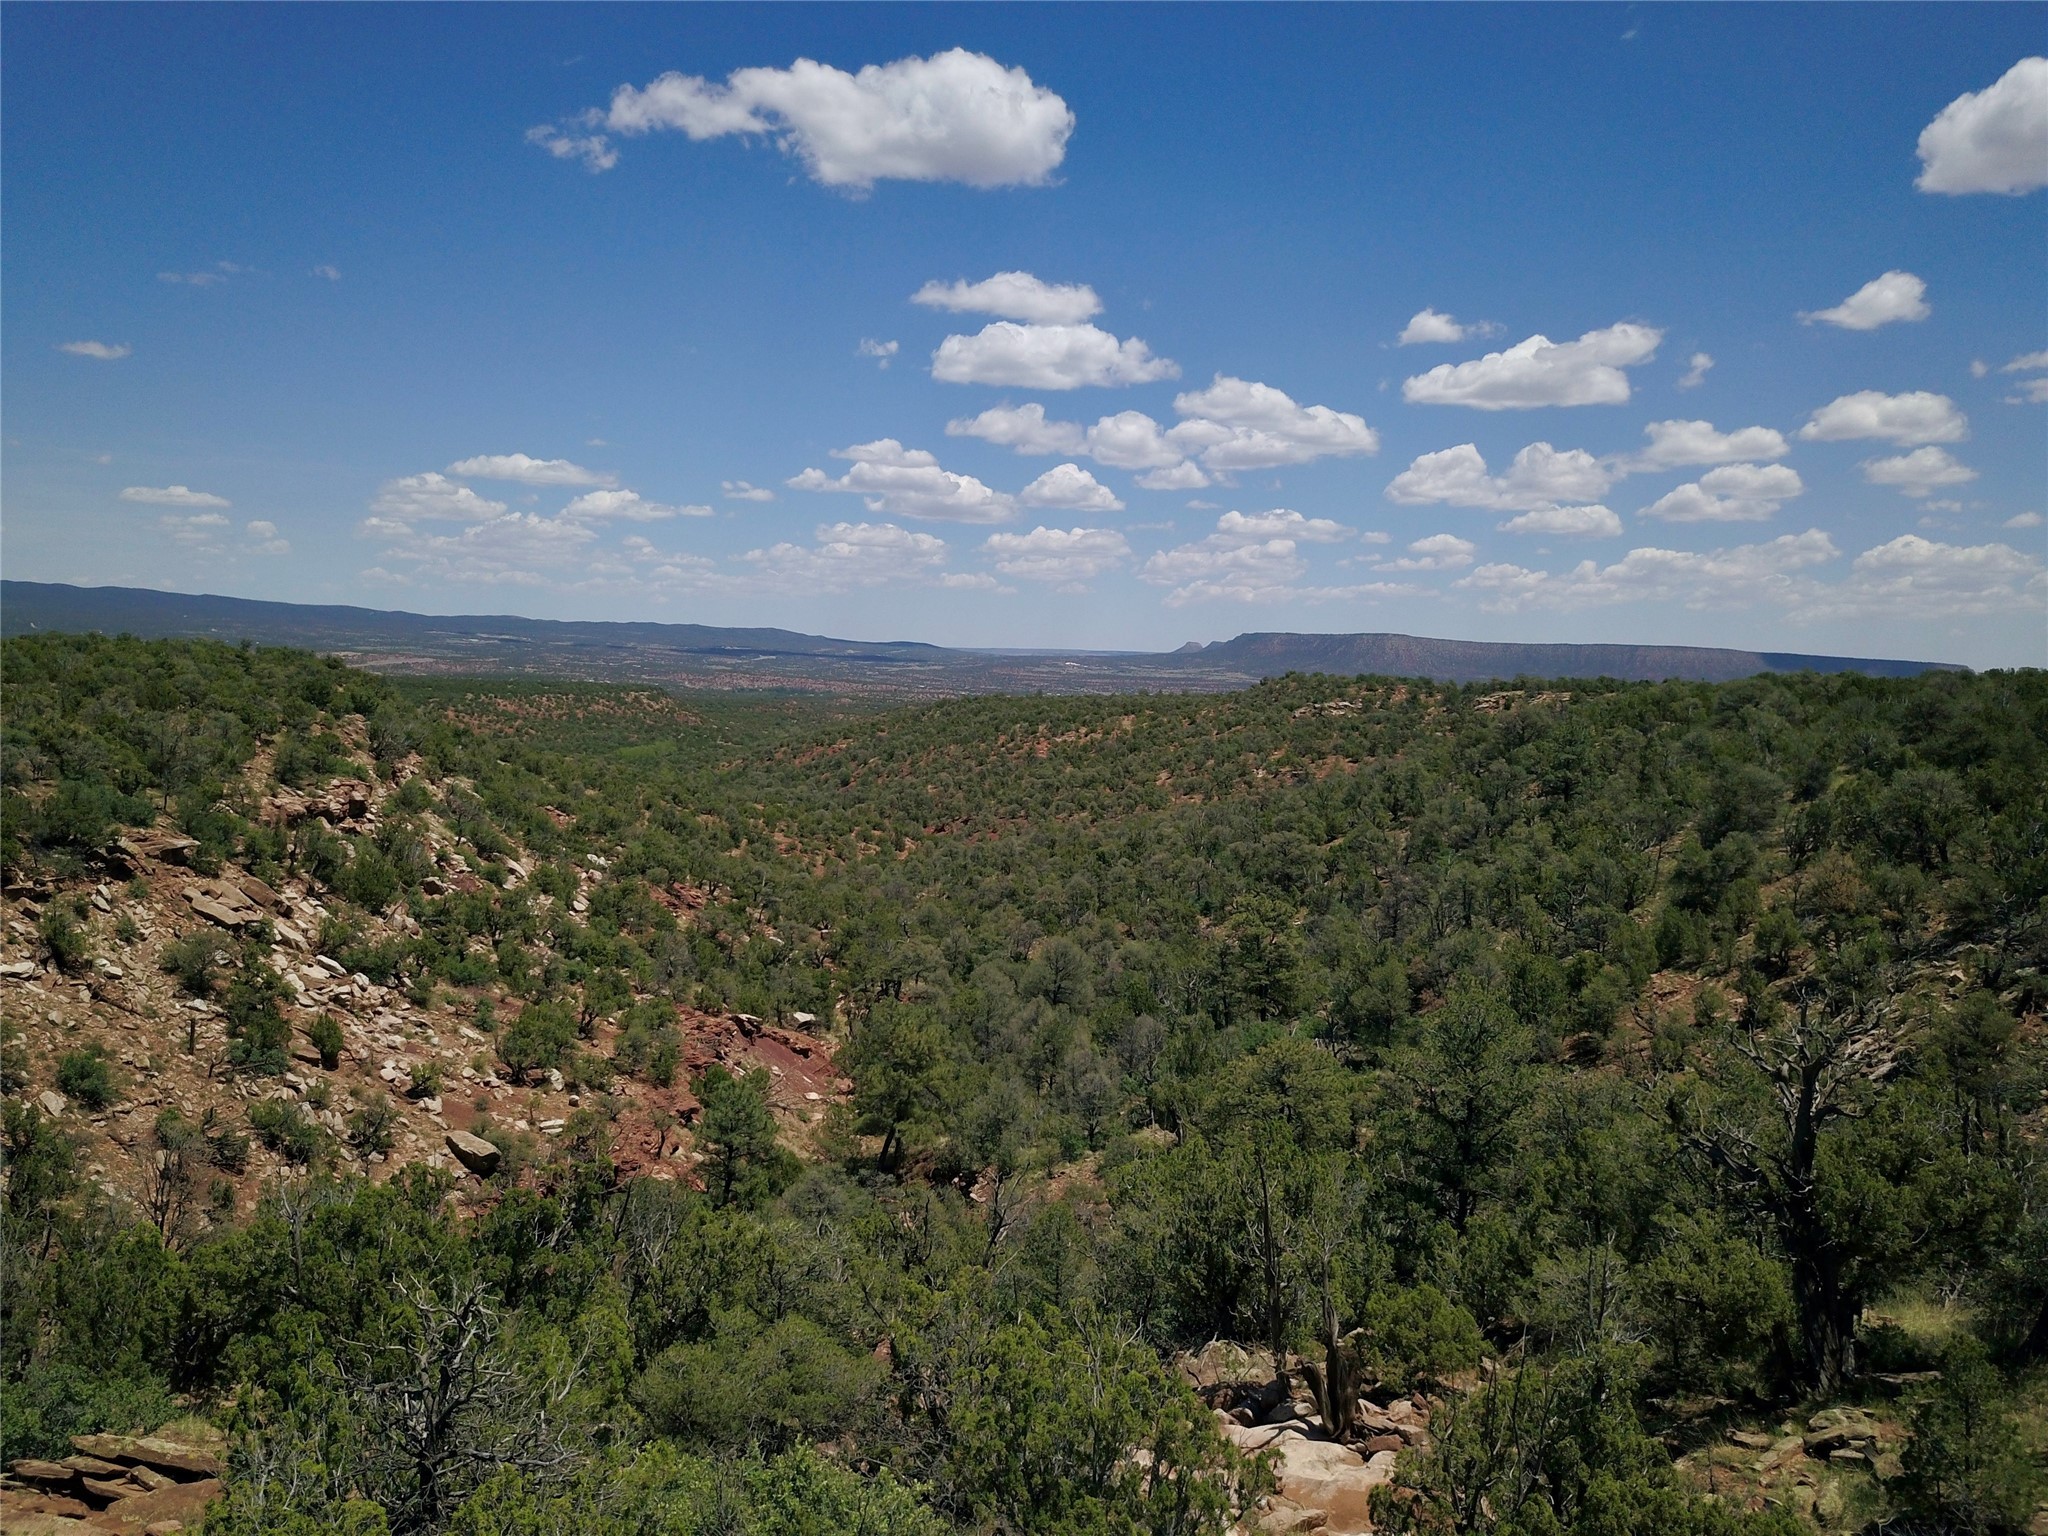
[1221,1420,1397,1535]
[445,1129,501,1177]
[3,1426,226,1532]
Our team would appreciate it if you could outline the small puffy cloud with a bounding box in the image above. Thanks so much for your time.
[1497,504,1623,537]
[1392,309,1474,344]
[1376,533,1477,572]
[58,340,131,359]
[310,264,342,281]
[1640,462,1804,523]
[1402,322,1663,409]
[526,124,619,172]
[159,512,231,544]
[1457,529,1841,613]
[946,402,1087,455]
[913,272,1101,324]
[742,521,953,590]
[245,520,291,555]
[984,525,1130,586]
[1800,270,1931,330]
[2002,349,2048,372]
[723,480,775,502]
[932,322,1177,389]
[582,50,1073,189]
[1386,441,1613,510]
[1798,390,1968,445]
[1915,56,2048,195]
[2004,511,2043,528]
[1136,461,1211,491]
[1625,419,1791,471]
[561,488,712,521]
[120,484,230,509]
[1860,446,1979,498]
[1213,509,1349,544]
[1676,352,1714,390]
[447,453,616,487]
[789,438,1015,523]
[1018,463,1124,513]
[858,338,900,367]
[369,472,509,522]
[2009,377,2048,405]
[1170,375,1379,468]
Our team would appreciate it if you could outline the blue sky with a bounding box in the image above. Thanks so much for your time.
[5,4,2044,666]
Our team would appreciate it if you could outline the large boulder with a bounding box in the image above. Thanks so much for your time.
[1220,1421,1396,1535]
[445,1129,501,1177]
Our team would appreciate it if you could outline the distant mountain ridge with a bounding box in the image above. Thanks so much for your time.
[1173,631,1957,684]
[0,581,1963,692]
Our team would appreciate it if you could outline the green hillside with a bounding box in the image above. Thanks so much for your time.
[2,634,2043,1534]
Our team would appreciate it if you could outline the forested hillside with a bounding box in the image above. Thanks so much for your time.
[2,634,2043,1535]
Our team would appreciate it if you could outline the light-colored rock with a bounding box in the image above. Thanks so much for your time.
[444,1129,501,1177]
[38,1090,68,1117]
[0,959,40,979]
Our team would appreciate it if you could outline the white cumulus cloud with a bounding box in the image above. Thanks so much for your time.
[1169,375,1379,469]
[858,338,900,367]
[362,511,599,587]
[1800,271,1931,330]
[1213,509,1349,544]
[561,489,711,521]
[1018,463,1124,513]
[1809,535,2046,620]
[1798,390,1968,445]
[1376,533,1477,572]
[369,472,509,522]
[931,322,1177,389]
[1497,504,1623,537]
[1385,441,1612,510]
[1402,323,1663,410]
[120,484,230,509]
[574,50,1073,189]
[788,439,1015,523]
[741,521,954,590]
[1640,463,1804,523]
[1457,530,1841,613]
[913,272,1101,324]
[1625,419,1791,471]
[1915,57,2048,195]
[1397,308,1490,345]
[1136,461,1211,491]
[58,340,131,360]
[245,520,291,555]
[2002,349,2048,373]
[447,453,616,487]
[984,525,1130,586]
[723,480,776,502]
[1860,446,1979,498]
[1676,352,1714,390]
[946,402,1088,455]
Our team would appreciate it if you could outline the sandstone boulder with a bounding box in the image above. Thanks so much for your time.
[445,1130,501,1177]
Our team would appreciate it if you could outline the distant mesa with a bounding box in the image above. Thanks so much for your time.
[0,581,1963,692]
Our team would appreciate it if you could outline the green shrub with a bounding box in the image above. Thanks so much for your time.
[39,904,91,974]
[161,931,226,998]
[1899,1337,2041,1532]
[55,1046,118,1110]
[1360,1284,1483,1392]
[248,1101,322,1165]
[308,1014,345,1071]
[499,1000,577,1083]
